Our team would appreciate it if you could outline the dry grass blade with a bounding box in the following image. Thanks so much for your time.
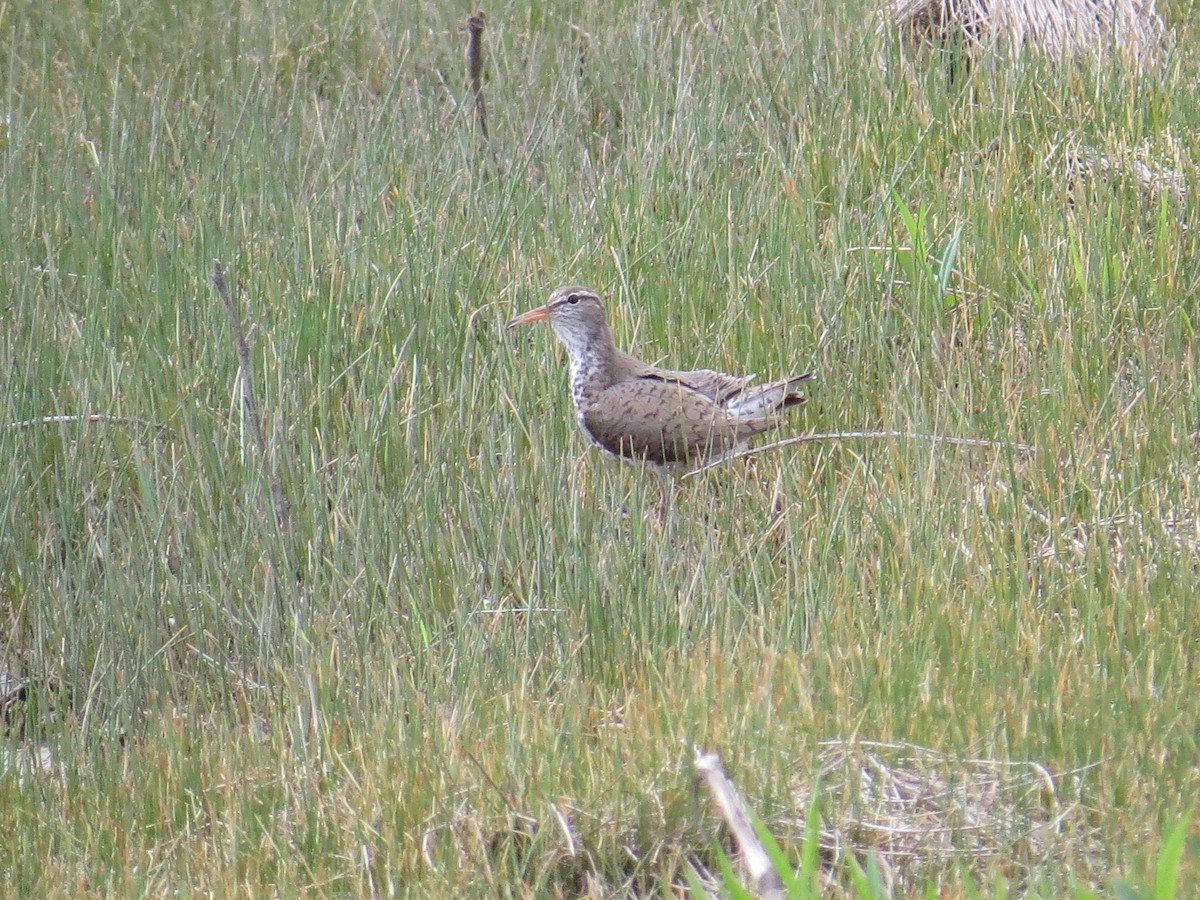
[790,740,1104,889]
[212,259,293,533]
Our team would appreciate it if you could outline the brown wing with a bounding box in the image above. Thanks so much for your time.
[664,368,755,403]
[617,352,753,404]
[581,379,756,465]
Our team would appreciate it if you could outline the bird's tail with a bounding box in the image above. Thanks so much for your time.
[725,372,816,419]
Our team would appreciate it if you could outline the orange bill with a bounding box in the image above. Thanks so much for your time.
[506,305,550,328]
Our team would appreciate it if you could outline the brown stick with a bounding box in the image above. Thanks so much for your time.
[212,260,292,533]
[695,749,786,899]
[466,12,489,141]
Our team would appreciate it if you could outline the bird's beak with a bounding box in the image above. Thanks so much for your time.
[506,305,550,329]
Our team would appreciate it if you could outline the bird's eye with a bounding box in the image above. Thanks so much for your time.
[566,294,580,304]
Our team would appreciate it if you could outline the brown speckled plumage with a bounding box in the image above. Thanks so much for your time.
[507,286,814,466]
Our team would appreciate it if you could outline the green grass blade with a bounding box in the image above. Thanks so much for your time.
[1153,815,1191,900]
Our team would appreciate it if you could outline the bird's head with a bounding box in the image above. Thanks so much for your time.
[507,286,608,351]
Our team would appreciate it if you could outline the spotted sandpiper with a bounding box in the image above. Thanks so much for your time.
[507,286,815,467]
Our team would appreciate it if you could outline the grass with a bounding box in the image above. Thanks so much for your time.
[1,0,1198,895]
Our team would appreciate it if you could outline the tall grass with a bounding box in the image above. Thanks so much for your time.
[0,0,1197,894]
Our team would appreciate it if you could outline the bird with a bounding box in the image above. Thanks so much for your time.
[506,285,815,467]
